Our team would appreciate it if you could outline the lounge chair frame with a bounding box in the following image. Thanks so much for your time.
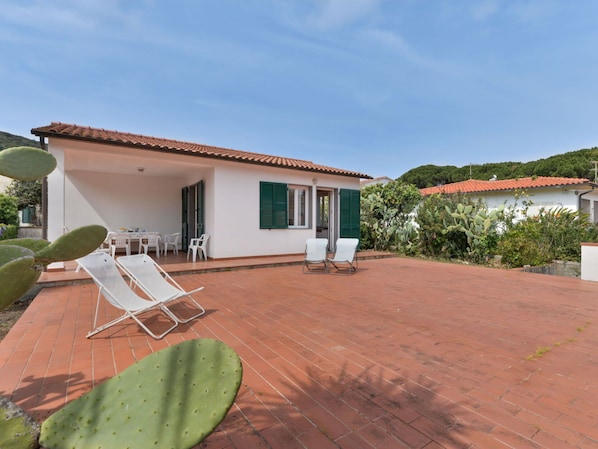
[117,254,206,323]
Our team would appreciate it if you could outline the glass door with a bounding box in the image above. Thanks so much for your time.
[181,181,204,250]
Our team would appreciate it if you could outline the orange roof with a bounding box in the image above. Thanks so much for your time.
[420,176,592,196]
[31,122,371,179]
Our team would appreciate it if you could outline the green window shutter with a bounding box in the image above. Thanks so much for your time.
[260,181,288,229]
[340,189,361,239]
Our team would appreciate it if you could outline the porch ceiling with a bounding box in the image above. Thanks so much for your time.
[64,145,207,178]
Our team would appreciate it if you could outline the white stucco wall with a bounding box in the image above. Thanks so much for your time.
[477,186,594,218]
[65,170,181,234]
[210,162,358,258]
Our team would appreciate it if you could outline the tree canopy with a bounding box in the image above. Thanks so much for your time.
[398,147,598,188]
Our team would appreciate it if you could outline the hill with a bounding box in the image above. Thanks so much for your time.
[398,147,598,188]
[0,131,38,151]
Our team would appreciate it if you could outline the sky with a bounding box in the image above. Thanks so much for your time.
[2,0,598,179]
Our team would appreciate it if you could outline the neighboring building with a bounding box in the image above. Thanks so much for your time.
[0,176,10,193]
[420,176,598,222]
[360,176,394,188]
[32,123,371,260]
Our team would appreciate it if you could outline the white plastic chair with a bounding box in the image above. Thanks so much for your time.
[327,238,359,273]
[76,252,179,339]
[162,232,180,255]
[117,254,206,323]
[139,234,161,258]
[109,233,131,258]
[303,238,329,273]
[187,234,209,262]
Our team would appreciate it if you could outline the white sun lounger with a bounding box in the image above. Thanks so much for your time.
[76,252,179,339]
[116,254,206,323]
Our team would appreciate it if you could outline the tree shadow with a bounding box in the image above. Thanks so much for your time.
[4,371,89,420]
[201,360,472,448]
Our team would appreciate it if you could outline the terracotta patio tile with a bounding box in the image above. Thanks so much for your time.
[1,255,597,447]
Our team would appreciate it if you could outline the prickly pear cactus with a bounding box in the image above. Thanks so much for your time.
[0,145,108,311]
[34,225,107,265]
[0,225,107,311]
[0,245,40,311]
[0,396,40,449]
[0,146,56,181]
[40,338,243,449]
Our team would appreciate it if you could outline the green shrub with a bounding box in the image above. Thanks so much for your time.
[360,181,421,251]
[415,193,455,258]
[498,208,598,267]
[0,194,18,227]
[0,224,18,240]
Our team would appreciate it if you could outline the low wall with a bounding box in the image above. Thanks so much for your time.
[581,242,598,282]
[522,260,581,278]
[17,226,43,239]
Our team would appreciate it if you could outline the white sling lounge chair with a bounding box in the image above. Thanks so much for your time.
[116,254,206,323]
[76,252,179,339]
[327,238,359,273]
[303,238,329,273]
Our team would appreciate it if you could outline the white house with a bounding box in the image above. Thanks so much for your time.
[420,176,598,221]
[360,176,394,188]
[31,123,371,260]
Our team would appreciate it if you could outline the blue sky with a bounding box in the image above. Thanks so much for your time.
[2,0,598,179]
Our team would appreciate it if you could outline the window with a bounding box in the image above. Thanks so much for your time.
[288,186,308,227]
[260,181,309,229]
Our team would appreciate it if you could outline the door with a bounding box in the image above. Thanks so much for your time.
[316,189,331,242]
[181,181,204,250]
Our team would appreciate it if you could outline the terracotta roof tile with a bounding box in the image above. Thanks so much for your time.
[31,122,371,179]
[420,176,592,195]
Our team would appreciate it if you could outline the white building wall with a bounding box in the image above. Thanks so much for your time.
[478,187,584,217]
[211,161,359,258]
[65,170,181,235]
[47,145,65,242]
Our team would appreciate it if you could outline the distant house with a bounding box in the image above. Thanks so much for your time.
[360,176,394,188]
[32,123,371,260]
[0,176,10,193]
[420,176,598,222]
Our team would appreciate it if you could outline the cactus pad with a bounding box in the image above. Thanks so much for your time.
[0,396,40,449]
[0,146,57,180]
[0,246,40,311]
[0,238,51,253]
[35,225,107,265]
[40,338,243,449]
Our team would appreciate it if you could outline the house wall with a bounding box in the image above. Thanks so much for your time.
[474,186,597,219]
[0,175,11,193]
[65,171,181,234]
[210,160,359,258]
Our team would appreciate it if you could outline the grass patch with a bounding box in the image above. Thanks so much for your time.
[526,322,591,361]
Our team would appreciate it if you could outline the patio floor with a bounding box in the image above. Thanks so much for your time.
[1,255,597,448]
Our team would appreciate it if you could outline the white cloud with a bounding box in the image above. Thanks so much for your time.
[298,0,382,31]
[0,0,141,35]
[507,0,559,23]
[470,1,500,21]
[364,28,457,76]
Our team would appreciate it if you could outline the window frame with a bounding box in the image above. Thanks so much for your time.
[288,185,309,228]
